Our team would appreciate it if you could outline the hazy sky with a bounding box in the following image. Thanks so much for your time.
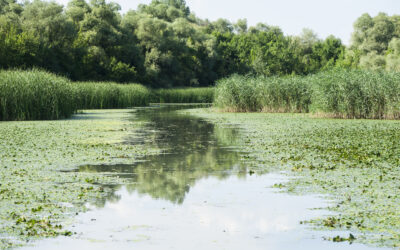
[54,0,400,44]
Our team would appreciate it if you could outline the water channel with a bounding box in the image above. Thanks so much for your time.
[21,105,384,250]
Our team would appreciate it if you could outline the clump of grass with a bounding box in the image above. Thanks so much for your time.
[214,74,311,112]
[154,87,214,103]
[0,69,75,121]
[215,70,400,119]
[73,82,152,109]
[310,69,400,119]
[0,69,214,121]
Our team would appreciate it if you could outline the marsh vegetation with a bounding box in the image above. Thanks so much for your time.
[0,70,213,121]
[191,108,400,248]
[215,69,400,119]
[1,0,400,249]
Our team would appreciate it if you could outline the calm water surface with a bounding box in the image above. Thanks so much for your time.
[22,105,384,250]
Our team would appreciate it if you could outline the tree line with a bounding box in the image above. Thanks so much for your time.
[0,0,398,87]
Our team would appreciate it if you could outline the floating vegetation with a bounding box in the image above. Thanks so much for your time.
[190,109,400,248]
[0,110,159,248]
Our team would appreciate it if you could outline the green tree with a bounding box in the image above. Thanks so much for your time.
[386,38,400,72]
[349,12,400,71]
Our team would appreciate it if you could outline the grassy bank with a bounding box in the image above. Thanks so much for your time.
[0,70,213,121]
[190,108,400,248]
[215,69,400,119]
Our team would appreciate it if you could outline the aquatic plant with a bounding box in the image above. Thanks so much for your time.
[73,81,152,109]
[214,69,400,119]
[191,109,400,248]
[154,87,214,103]
[0,110,159,248]
[0,69,75,121]
[214,74,312,113]
[0,69,213,121]
[310,69,400,119]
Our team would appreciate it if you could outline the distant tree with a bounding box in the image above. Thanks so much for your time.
[0,0,378,85]
[234,18,247,34]
[386,38,400,72]
[20,0,76,75]
[349,12,400,71]
[210,18,233,33]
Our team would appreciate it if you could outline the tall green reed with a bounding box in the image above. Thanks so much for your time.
[73,82,152,109]
[214,69,400,119]
[0,69,75,121]
[154,88,214,103]
[0,70,214,121]
[214,74,311,112]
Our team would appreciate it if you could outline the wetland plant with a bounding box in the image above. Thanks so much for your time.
[73,81,152,109]
[0,69,75,121]
[214,74,312,113]
[214,69,400,119]
[310,69,400,119]
[154,87,214,103]
[0,70,213,121]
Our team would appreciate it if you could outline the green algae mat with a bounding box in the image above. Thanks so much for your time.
[187,109,400,248]
[0,110,159,249]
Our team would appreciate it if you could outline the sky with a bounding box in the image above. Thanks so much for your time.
[54,0,400,45]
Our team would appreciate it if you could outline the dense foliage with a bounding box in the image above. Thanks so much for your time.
[0,0,345,87]
[339,13,400,71]
[214,74,311,113]
[215,69,400,119]
[311,69,400,119]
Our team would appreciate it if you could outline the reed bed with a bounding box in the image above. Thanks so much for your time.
[0,70,214,121]
[214,74,311,113]
[214,69,400,119]
[154,87,214,103]
[0,70,75,121]
[2,68,399,121]
[310,69,400,119]
[73,82,152,109]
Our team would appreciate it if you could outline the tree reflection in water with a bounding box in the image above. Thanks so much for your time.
[79,105,248,206]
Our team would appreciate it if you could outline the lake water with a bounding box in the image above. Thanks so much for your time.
[21,105,384,250]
